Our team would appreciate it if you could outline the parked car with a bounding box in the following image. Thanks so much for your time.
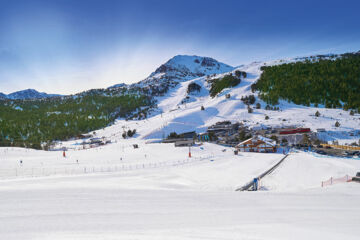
[316,150,326,155]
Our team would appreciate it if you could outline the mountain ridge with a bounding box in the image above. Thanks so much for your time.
[1,89,61,100]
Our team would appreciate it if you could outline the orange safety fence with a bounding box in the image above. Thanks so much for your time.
[321,175,352,187]
[321,144,360,151]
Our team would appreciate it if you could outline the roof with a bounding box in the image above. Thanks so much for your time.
[237,135,276,147]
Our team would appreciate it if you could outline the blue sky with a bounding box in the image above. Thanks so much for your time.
[0,0,359,94]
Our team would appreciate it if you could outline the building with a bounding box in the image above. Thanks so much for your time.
[236,136,276,153]
[279,128,310,135]
[181,131,197,139]
[174,139,194,147]
[207,121,239,135]
[162,131,196,147]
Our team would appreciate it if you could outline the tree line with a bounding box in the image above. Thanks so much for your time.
[252,52,360,112]
[0,93,153,149]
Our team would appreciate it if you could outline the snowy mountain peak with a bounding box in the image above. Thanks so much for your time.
[133,55,234,95]
[151,55,233,79]
[3,89,61,100]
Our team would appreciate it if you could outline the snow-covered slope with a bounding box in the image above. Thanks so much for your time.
[91,57,360,143]
[1,141,360,240]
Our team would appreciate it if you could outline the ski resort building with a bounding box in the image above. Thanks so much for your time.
[236,136,276,153]
[279,128,310,135]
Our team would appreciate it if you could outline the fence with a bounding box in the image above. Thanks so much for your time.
[321,175,352,187]
[321,144,360,151]
[0,155,214,180]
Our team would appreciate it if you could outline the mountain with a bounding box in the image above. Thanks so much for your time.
[2,52,360,149]
[131,55,234,95]
[2,89,61,100]
[107,83,127,89]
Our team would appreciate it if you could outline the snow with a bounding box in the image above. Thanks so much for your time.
[1,142,359,239]
[0,145,359,239]
[81,57,360,146]
[261,151,360,191]
[1,55,360,239]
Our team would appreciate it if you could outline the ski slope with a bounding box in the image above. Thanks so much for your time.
[1,56,360,239]
[63,58,360,146]
[261,151,360,191]
[0,148,359,240]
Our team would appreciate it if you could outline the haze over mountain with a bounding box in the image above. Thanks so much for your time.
[4,55,233,99]
[0,89,61,100]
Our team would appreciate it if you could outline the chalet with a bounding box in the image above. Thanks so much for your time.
[236,136,276,153]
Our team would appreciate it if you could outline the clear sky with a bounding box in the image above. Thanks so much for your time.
[0,0,359,94]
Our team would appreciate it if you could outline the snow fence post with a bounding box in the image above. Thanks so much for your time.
[253,178,258,191]
[330,177,333,185]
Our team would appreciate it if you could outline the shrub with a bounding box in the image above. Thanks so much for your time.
[127,129,136,137]
[168,132,179,139]
[270,135,278,143]
[241,95,256,105]
[187,82,201,94]
[234,70,247,79]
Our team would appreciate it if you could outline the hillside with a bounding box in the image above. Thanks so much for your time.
[0,55,235,148]
[76,54,360,146]
[253,52,360,111]
[0,93,153,149]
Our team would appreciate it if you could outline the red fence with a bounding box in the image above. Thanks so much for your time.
[321,175,352,187]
